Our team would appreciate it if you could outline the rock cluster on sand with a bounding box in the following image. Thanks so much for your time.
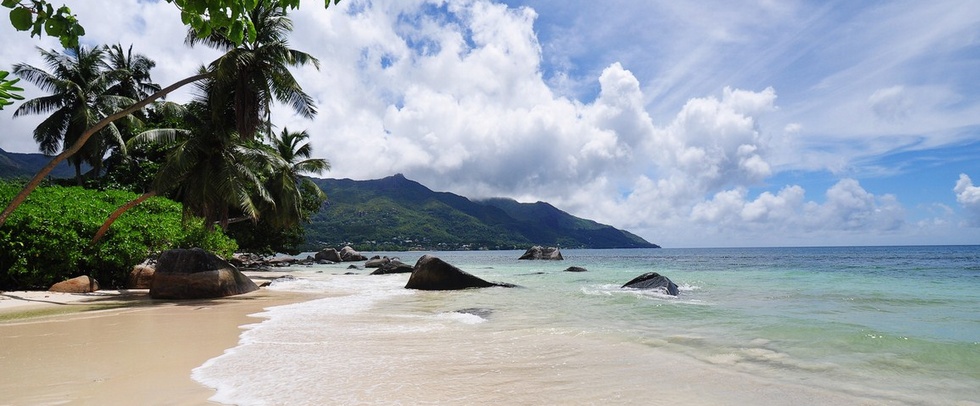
[405,255,516,290]
[518,246,564,260]
[621,272,679,296]
[149,248,258,300]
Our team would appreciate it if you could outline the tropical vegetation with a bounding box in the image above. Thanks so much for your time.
[0,0,332,289]
[0,179,236,290]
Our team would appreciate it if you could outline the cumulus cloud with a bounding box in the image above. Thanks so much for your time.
[954,174,980,226]
[691,179,905,234]
[9,0,977,246]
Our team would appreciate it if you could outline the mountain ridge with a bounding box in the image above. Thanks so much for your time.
[0,148,659,250]
[306,174,659,250]
[0,147,84,179]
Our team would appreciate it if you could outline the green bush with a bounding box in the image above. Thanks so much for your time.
[0,181,237,290]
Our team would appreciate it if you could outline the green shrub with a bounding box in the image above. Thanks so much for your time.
[0,181,237,290]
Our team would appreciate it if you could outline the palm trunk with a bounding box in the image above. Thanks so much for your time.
[74,161,83,186]
[0,72,212,227]
[90,190,158,245]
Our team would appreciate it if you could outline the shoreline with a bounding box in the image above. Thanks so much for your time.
[0,272,318,406]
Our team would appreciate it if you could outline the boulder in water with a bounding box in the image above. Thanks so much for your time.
[314,248,341,263]
[621,272,679,296]
[518,246,563,260]
[339,246,367,262]
[370,258,414,275]
[149,248,258,299]
[563,266,588,272]
[405,255,516,290]
[364,255,386,268]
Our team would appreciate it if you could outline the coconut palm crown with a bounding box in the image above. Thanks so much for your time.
[12,46,135,183]
[185,0,319,142]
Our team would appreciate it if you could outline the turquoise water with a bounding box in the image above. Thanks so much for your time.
[194,246,980,405]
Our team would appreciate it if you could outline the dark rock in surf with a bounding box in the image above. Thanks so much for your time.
[405,255,517,290]
[621,272,679,296]
[365,255,386,268]
[564,266,587,272]
[518,246,564,260]
[149,248,258,299]
[339,246,367,262]
[314,248,342,263]
[370,258,414,275]
[455,307,493,318]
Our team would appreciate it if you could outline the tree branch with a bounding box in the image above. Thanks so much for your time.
[0,72,212,227]
[90,190,158,245]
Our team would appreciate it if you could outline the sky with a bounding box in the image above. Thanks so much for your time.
[1,0,979,247]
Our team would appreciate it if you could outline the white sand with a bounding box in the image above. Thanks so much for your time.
[0,272,316,406]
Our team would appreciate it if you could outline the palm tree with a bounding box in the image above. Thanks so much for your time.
[99,44,164,188]
[136,83,277,231]
[106,44,161,103]
[262,127,329,228]
[12,46,133,184]
[186,0,319,141]
[92,2,324,244]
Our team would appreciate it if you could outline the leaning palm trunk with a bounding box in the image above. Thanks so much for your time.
[90,190,158,245]
[0,72,212,227]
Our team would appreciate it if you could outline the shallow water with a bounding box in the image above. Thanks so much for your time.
[194,246,980,405]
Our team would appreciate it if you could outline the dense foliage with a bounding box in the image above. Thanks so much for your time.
[0,180,236,290]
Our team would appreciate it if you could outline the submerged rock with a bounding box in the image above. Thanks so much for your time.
[454,307,493,318]
[563,266,588,272]
[150,248,258,300]
[518,246,563,260]
[621,272,679,296]
[405,255,517,290]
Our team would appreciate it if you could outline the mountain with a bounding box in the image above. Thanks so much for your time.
[0,148,82,179]
[306,174,658,250]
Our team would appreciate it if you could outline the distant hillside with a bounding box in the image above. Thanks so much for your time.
[307,174,658,250]
[0,148,82,179]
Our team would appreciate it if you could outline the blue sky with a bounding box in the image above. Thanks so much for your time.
[1,0,979,247]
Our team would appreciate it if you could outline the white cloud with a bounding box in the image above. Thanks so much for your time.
[954,174,980,226]
[869,86,913,122]
[690,179,904,235]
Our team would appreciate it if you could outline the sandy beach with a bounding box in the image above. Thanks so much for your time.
[0,272,315,406]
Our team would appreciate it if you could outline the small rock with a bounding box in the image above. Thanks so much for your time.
[49,275,99,293]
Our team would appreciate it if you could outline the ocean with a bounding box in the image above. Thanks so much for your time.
[192,246,980,405]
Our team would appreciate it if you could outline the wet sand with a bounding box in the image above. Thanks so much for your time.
[0,274,315,406]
